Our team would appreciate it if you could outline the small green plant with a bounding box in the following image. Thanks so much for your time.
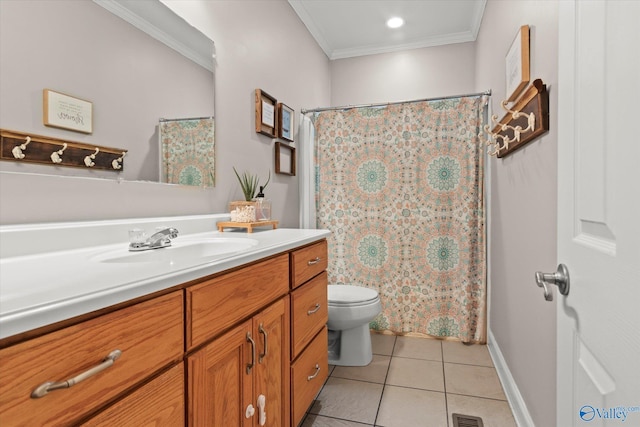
[233,167,270,201]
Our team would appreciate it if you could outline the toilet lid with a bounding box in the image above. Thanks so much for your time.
[328,285,379,305]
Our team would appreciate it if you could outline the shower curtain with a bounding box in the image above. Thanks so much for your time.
[310,97,486,343]
[160,117,215,187]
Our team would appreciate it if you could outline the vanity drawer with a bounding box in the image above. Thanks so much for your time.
[291,327,328,426]
[81,363,184,426]
[187,253,289,349]
[291,240,328,289]
[0,291,183,426]
[291,271,328,359]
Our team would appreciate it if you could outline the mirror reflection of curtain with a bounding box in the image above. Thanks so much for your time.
[160,117,215,187]
[312,97,486,343]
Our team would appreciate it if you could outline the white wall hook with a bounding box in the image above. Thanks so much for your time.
[84,148,100,167]
[50,143,67,164]
[11,136,31,159]
[112,151,126,170]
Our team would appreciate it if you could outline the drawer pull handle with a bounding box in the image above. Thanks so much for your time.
[307,303,321,315]
[31,349,122,398]
[246,332,256,374]
[307,257,321,265]
[258,323,268,363]
[307,364,321,381]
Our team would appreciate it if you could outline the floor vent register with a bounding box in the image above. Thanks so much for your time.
[452,413,484,427]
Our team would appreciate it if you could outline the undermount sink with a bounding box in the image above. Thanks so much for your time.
[92,238,259,265]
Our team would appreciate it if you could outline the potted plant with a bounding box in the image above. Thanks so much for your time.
[230,168,271,222]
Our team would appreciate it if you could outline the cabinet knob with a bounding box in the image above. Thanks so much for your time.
[245,404,255,418]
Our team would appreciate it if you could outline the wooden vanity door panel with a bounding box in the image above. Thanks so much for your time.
[188,319,253,427]
[81,363,185,426]
[290,240,328,289]
[253,298,290,427]
[290,271,328,359]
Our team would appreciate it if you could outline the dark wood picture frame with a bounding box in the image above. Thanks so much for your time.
[255,89,277,137]
[277,103,294,142]
[275,141,295,176]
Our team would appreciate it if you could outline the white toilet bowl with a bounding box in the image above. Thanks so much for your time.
[327,285,382,366]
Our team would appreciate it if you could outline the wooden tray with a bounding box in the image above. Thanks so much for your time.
[217,220,279,233]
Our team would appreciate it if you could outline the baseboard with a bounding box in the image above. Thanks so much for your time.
[487,330,535,427]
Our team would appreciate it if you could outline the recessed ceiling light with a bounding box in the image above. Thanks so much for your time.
[386,17,404,29]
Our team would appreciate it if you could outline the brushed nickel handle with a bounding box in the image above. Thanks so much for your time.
[307,303,321,315]
[258,323,268,363]
[31,349,122,398]
[535,264,570,301]
[246,332,256,374]
[307,257,321,265]
[307,364,321,381]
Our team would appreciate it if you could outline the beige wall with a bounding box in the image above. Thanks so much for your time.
[475,2,558,426]
[330,42,476,106]
[0,0,330,226]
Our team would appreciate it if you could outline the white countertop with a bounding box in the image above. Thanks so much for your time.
[0,214,329,339]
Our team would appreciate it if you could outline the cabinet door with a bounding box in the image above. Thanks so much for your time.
[253,298,290,427]
[188,319,253,427]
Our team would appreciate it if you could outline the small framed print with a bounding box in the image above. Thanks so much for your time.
[275,141,295,176]
[255,89,277,137]
[505,25,530,103]
[277,103,294,142]
[43,89,93,134]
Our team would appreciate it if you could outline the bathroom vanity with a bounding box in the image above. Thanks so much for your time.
[0,214,330,426]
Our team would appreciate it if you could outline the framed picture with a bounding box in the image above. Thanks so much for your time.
[275,141,295,176]
[505,25,530,103]
[277,103,294,142]
[255,89,276,137]
[43,89,93,134]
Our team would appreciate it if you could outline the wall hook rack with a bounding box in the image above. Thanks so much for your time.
[481,79,549,158]
[1,129,127,172]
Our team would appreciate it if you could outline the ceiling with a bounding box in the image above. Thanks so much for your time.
[287,0,486,60]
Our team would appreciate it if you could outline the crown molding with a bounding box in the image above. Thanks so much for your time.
[93,0,215,72]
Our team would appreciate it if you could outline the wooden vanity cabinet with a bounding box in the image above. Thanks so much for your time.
[0,238,328,427]
[289,241,329,426]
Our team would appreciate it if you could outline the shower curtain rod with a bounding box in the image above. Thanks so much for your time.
[301,89,491,114]
[159,116,214,122]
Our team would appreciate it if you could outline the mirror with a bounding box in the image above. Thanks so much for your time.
[0,0,215,185]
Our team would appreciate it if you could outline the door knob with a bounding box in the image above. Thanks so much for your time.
[535,264,570,301]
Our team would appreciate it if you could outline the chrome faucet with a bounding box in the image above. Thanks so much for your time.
[129,227,179,251]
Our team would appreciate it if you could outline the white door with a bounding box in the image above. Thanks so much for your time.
[557,1,640,426]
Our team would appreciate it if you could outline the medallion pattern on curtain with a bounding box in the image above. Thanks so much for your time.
[160,117,215,187]
[313,97,486,343]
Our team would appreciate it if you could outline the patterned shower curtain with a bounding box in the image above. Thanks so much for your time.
[160,117,215,187]
[312,97,486,343]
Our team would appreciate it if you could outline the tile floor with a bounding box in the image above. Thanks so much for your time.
[300,333,517,427]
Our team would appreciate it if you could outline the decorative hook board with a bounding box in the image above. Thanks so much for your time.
[493,79,549,158]
[0,129,127,171]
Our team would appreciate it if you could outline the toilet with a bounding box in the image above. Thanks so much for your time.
[327,285,382,366]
